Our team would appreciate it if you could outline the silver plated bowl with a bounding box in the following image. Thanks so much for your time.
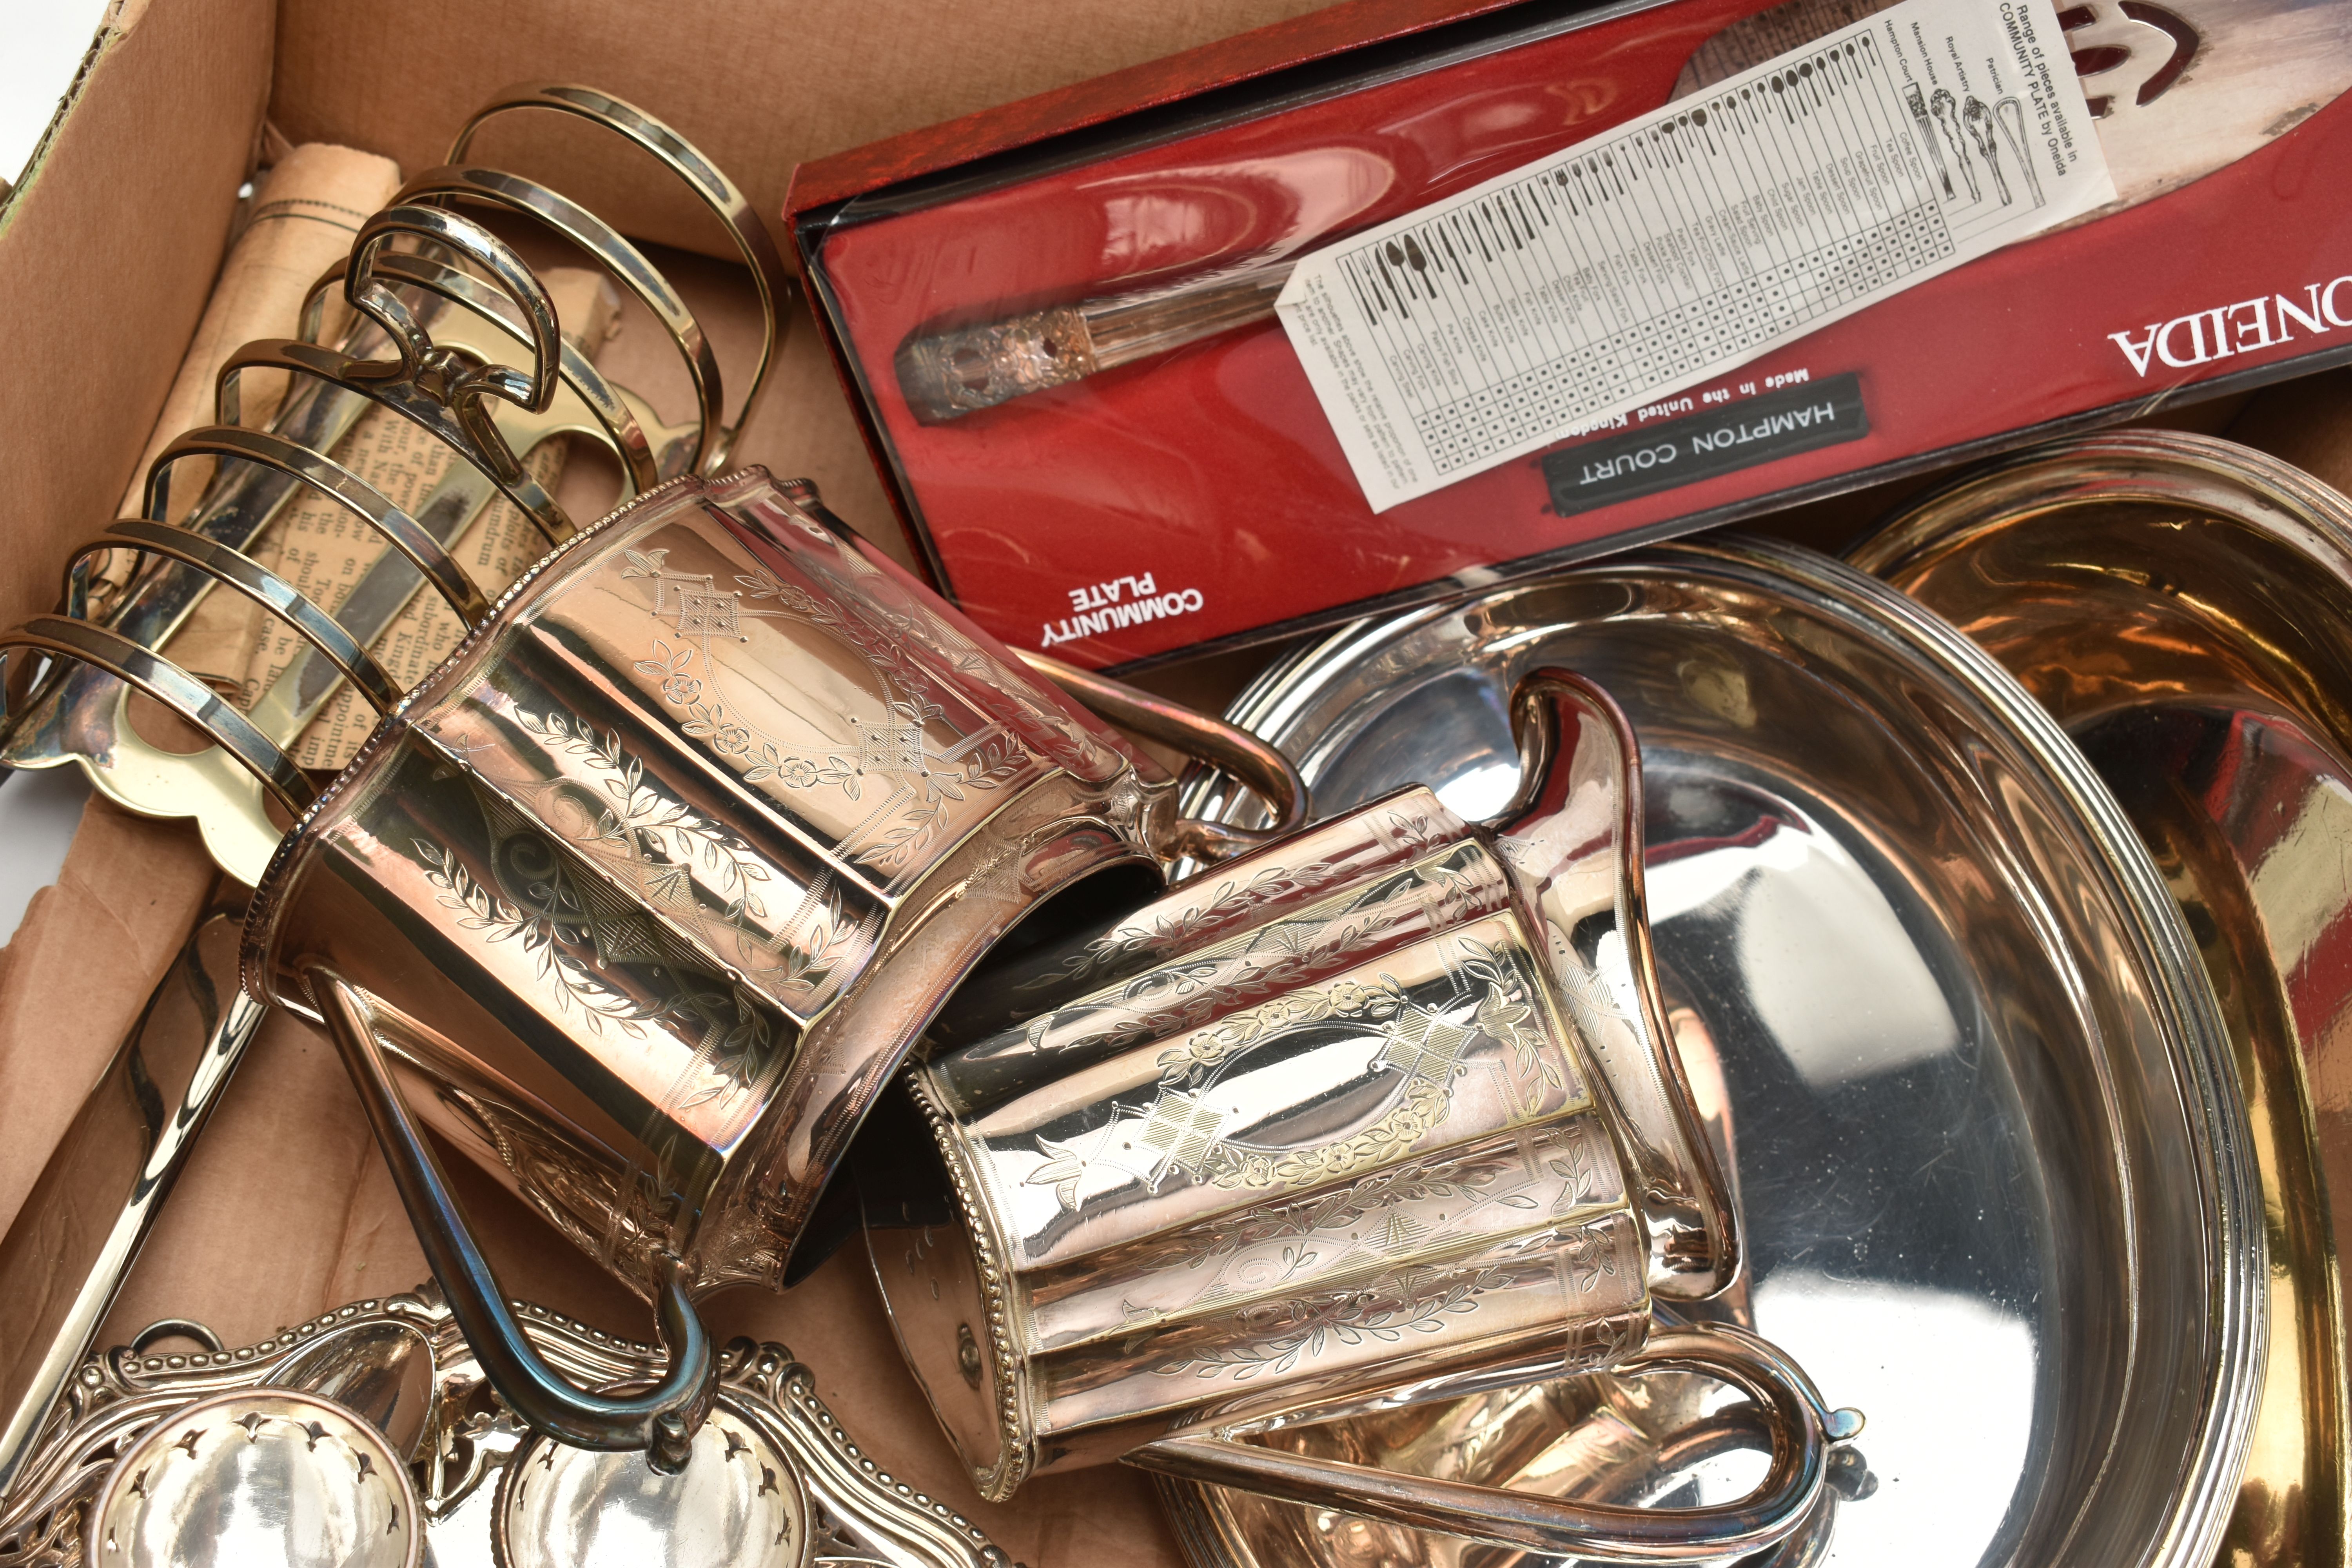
[1853,428,2352,1567]
[1165,535,2263,1568]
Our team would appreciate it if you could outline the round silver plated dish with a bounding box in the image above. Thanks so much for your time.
[1164,534,2263,1568]
[1853,428,2352,1568]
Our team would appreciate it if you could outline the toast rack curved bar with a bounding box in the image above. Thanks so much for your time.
[143,427,494,630]
[0,618,315,816]
[66,521,399,716]
[395,163,720,479]
[448,82,793,475]
[298,249,663,493]
[1,423,493,817]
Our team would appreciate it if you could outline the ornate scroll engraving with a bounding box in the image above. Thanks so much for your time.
[1026,860,1359,999]
[409,779,789,1122]
[1013,846,1510,1070]
[1144,1258,1555,1383]
[1022,798,1469,1000]
[1082,1116,1623,1285]
[1144,938,1553,1195]
[737,502,1122,782]
[417,838,660,1037]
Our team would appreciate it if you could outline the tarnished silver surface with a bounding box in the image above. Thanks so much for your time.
[85,1388,419,1568]
[0,1287,1014,1568]
[1852,428,2352,1566]
[1168,535,2262,1568]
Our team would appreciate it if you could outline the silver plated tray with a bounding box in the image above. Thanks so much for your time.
[1163,535,2263,1568]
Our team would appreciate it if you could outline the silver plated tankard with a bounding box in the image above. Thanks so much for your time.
[866,671,1859,1558]
[234,468,1274,1467]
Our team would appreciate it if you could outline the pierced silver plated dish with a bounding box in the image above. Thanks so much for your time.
[0,1287,1013,1568]
[1166,535,2263,1567]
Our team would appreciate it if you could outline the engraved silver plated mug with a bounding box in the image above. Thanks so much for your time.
[864,672,1860,1559]
[223,466,1299,1469]
[0,144,1310,1479]
[0,85,1299,1481]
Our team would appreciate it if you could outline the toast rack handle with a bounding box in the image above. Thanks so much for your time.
[298,249,662,492]
[304,964,715,1471]
[345,202,563,421]
[1017,648,1309,864]
[394,162,722,479]
[1126,1324,1862,1562]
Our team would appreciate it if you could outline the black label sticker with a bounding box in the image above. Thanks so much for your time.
[1541,373,1868,517]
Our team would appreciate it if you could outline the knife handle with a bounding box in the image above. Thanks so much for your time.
[0,885,264,1495]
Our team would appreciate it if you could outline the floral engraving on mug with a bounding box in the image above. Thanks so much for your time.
[619,546,1033,876]
[415,837,664,1037]
[1018,799,1461,996]
[1019,844,1509,1060]
[1023,857,1363,996]
[1142,971,1448,1193]
[439,1082,684,1274]
[519,707,775,921]
[1020,930,1573,1211]
[1033,1117,1630,1346]
[1561,1308,1648,1370]
[1131,1206,1642,1384]
[511,707,877,1011]
[410,817,782,1117]
[1144,1256,1557,1381]
[1151,942,1548,1193]
[740,499,1125,782]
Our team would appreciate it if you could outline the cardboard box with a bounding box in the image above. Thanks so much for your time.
[0,6,2344,1566]
[0,3,1348,1561]
[786,0,2352,670]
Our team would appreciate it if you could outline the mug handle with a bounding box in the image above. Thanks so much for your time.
[1124,1323,1861,1562]
[1017,649,1310,862]
[303,964,714,1472]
